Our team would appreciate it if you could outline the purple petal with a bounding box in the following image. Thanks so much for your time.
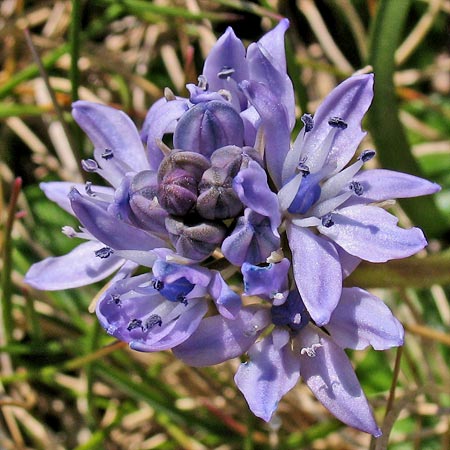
[142,97,190,170]
[234,328,300,422]
[335,243,361,278]
[72,101,149,184]
[294,74,374,174]
[202,27,248,108]
[297,325,381,437]
[242,258,290,304]
[96,280,208,351]
[239,80,290,189]
[287,223,342,326]
[353,169,441,202]
[208,271,242,319]
[40,182,114,215]
[172,306,271,366]
[319,204,427,262]
[69,188,167,251]
[222,209,280,266]
[326,287,404,350]
[247,19,295,129]
[233,160,281,234]
[24,240,124,290]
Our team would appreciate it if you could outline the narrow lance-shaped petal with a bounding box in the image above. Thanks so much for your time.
[173,306,271,366]
[352,169,441,202]
[297,325,382,437]
[69,189,168,251]
[318,204,427,262]
[234,328,300,422]
[72,101,149,183]
[24,240,125,290]
[326,287,404,350]
[239,80,290,189]
[286,223,342,326]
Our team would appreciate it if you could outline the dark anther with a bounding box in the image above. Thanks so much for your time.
[218,66,235,79]
[95,247,114,259]
[85,182,94,196]
[81,159,99,172]
[297,162,310,177]
[151,279,164,291]
[108,294,121,306]
[145,314,163,330]
[359,149,376,162]
[127,318,143,331]
[102,148,114,160]
[328,116,348,129]
[349,181,364,196]
[321,214,335,228]
[301,113,314,132]
[177,295,188,305]
[198,74,208,91]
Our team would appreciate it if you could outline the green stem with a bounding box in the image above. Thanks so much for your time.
[1,178,22,345]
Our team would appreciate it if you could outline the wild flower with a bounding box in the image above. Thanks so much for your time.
[25,19,439,435]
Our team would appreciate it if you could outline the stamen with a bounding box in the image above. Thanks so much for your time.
[217,89,232,102]
[297,161,310,177]
[349,180,364,196]
[300,343,322,357]
[328,116,347,129]
[301,113,314,132]
[127,318,143,331]
[359,149,376,162]
[217,66,235,79]
[95,247,114,259]
[321,214,334,228]
[85,182,94,196]
[145,314,162,330]
[197,75,208,91]
[151,279,164,291]
[107,294,121,306]
[101,148,114,160]
[62,226,77,238]
[81,159,99,172]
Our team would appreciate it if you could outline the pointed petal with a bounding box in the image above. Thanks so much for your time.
[326,287,404,350]
[142,98,190,169]
[233,160,281,234]
[202,26,248,108]
[319,204,427,262]
[72,101,149,181]
[173,306,271,366]
[234,328,300,422]
[286,223,342,326]
[353,169,441,202]
[247,19,295,128]
[208,271,242,319]
[294,74,374,174]
[297,326,381,437]
[239,80,290,189]
[40,182,114,215]
[69,189,167,251]
[24,240,124,290]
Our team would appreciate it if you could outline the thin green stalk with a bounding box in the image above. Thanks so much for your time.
[1,177,22,346]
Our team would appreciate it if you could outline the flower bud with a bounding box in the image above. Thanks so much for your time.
[157,150,210,183]
[196,167,243,219]
[165,216,227,261]
[210,145,263,177]
[128,170,168,235]
[173,100,245,158]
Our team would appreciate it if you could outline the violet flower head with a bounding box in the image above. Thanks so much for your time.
[25,18,440,437]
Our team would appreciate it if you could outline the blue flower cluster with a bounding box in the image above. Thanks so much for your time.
[25,20,440,436]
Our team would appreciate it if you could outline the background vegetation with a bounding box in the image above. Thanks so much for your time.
[1,1,449,449]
